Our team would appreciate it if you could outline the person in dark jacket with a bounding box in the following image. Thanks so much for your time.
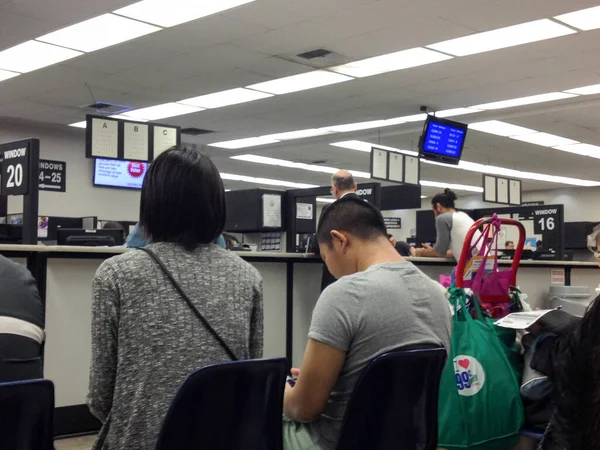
[318,170,359,290]
[532,295,600,449]
[0,255,44,382]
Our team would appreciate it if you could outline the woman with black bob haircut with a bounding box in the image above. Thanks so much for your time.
[88,146,264,450]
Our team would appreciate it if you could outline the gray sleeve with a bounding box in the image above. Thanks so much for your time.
[434,213,453,256]
[249,274,264,359]
[87,263,120,423]
[308,280,361,352]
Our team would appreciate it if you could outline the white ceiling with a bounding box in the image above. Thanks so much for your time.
[2,0,600,195]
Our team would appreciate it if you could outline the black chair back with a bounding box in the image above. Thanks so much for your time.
[0,379,55,450]
[335,346,447,450]
[155,358,288,450]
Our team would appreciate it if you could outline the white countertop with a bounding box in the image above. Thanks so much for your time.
[0,244,315,259]
[0,244,597,267]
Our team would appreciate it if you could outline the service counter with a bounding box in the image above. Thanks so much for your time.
[0,244,598,437]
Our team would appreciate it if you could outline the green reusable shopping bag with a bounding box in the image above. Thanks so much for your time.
[438,287,524,450]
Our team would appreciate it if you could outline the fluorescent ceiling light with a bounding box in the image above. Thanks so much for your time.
[0,69,19,82]
[317,197,336,204]
[435,108,482,118]
[68,121,87,128]
[0,40,81,73]
[178,88,272,109]
[329,47,452,78]
[263,129,334,140]
[555,6,600,31]
[108,114,149,122]
[246,70,352,95]
[468,120,537,137]
[393,113,428,123]
[427,19,575,57]
[123,102,203,121]
[422,158,600,187]
[330,140,418,157]
[421,196,428,199]
[37,14,160,53]
[564,83,600,95]
[232,154,370,178]
[220,173,318,189]
[323,120,390,133]
[114,0,255,27]
[473,92,576,110]
[553,143,600,158]
[419,180,483,193]
[511,132,578,147]
[210,137,280,149]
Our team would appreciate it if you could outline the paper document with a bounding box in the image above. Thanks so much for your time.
[494,308,577,331]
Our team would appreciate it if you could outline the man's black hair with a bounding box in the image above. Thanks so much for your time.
[140,146,226,251]
[316,196,387,246]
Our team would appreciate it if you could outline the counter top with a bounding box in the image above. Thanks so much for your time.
[0,244,316,260]
[0,244,597,267]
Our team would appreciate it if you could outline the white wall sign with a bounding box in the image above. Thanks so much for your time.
[371,148,388,179]
[153,126,178,158]
[262,194,282,228]
[297,203,313,220]
[388,152,404,182]
[123,122,149,161]
[91,118,118,158]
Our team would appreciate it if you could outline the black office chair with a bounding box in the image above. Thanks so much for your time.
[155,358,288,450]
[0,379,55,450]
[335,346,447,450]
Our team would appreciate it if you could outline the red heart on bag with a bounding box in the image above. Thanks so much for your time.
[458,359,470,369]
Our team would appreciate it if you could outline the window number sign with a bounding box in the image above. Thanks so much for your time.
[1,144,30,195]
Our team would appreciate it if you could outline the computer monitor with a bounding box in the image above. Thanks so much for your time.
[57,228,124,247]
[0,224,22,244]
[46,217,83,241]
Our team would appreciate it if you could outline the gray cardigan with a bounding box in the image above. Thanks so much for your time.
[88,242,263,450]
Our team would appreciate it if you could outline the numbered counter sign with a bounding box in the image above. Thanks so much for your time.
[1,142,30,195]
[533,207,559,234]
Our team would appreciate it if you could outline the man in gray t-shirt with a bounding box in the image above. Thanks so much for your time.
[283,196,451,450]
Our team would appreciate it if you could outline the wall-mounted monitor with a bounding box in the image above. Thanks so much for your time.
[418,115,468,165]
[93,158,148,190]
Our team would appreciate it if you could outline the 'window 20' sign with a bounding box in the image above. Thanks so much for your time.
[1,143,30,195]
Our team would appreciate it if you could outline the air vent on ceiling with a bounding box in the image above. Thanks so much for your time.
[181,127,214,135]
[79,101,133,115]
[276,49,352,69]
[297,49,332,60]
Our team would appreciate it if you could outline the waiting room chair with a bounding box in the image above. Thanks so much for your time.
[0,378,55,450]
[155,358,288,450]
[335,346,447,450]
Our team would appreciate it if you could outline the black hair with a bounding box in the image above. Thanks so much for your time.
[505,240,514,245]
[102,221,124,230]
[140,146,225,251]
[316,196,387,246]
[431,188,458,209]
[331,172,355,192]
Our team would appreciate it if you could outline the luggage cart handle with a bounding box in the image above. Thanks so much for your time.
[455,216,526,288]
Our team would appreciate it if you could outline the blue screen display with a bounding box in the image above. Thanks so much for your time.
[422,119,466,159]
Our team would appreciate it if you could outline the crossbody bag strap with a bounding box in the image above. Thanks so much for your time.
[137,247,238,361]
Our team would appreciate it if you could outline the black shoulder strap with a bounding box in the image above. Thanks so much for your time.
[137,247,238,361]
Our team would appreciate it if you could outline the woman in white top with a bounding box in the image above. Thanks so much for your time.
[411,188,476,259]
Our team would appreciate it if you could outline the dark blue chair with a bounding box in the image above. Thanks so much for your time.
[0,379,55,450]
[335,346,447,450]
[155,358,288,450]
